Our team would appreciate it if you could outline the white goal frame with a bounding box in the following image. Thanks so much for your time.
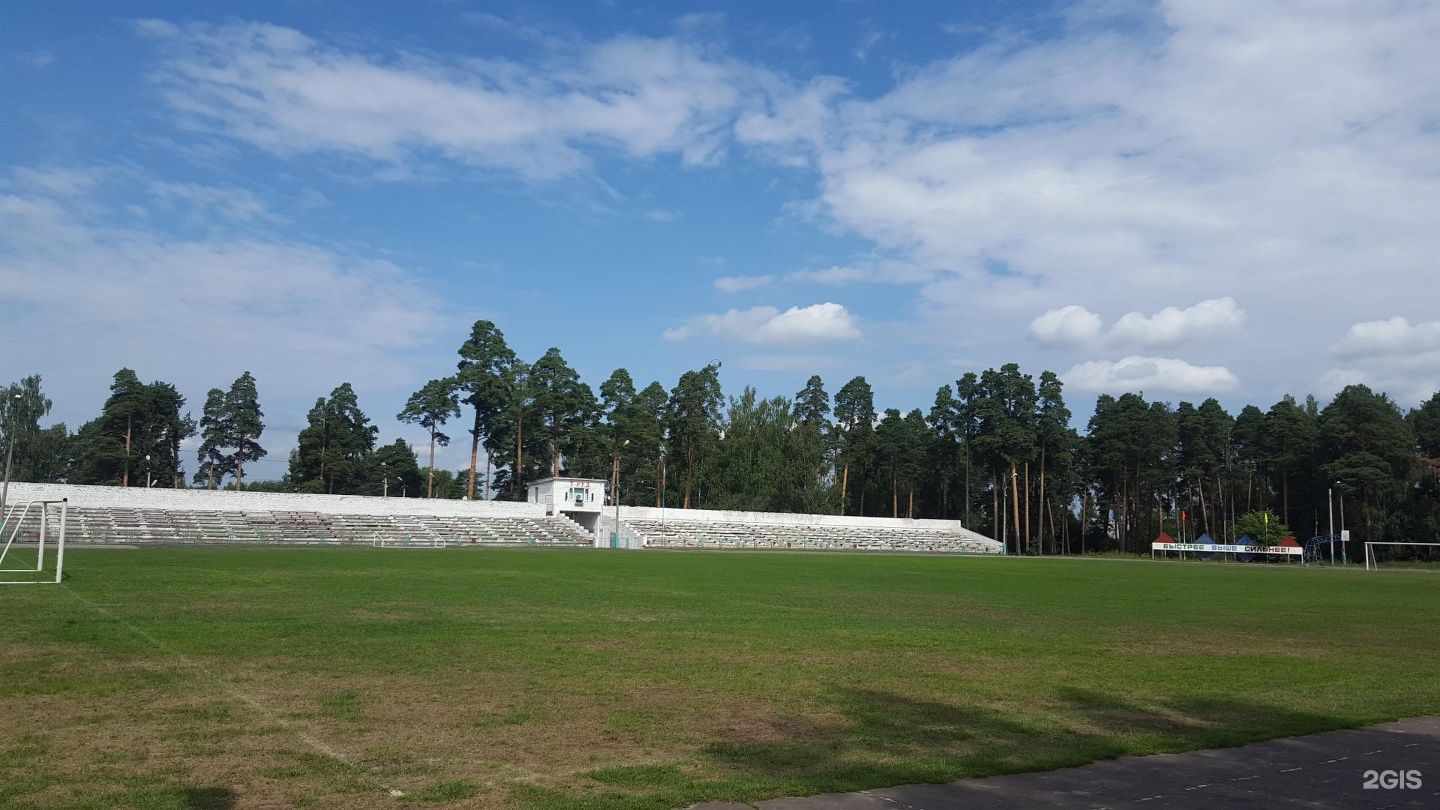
[1364,542,1440,571]
[373,536,448,549]
[0,499,68,585]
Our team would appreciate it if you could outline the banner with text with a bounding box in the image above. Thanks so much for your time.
[1152,542,1302,556]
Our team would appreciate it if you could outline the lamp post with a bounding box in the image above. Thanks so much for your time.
[1001,480,1008,555]
[143,454,153,488]
[1011,469,1019,555]
[1328,485,1334,554]
[1,392,21,517]
[612,440,629,549]
[1337,483,1347,565]
[382,462,388,497]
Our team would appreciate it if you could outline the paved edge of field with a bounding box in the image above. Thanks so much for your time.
[690,716,1440,809]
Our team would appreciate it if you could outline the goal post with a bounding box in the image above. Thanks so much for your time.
[1365,542,1440,571]
[0,498,68,585]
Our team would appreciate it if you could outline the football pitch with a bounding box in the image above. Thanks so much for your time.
[2,549,1437,809]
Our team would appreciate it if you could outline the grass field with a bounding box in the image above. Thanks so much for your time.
[1,548,1438,809]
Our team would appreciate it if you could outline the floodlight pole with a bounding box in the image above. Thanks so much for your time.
[1001,481,1008,554]
[1,392,22,517]
[1327,486,1334,550]
[1338,486,1346,565]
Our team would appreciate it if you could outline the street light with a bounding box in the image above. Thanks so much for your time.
[1001,480,1008,555]
[1011,469,1019,555]
[381,462,388,497]
[1337,482,1347,566]
[1328,484,1335,558]
[1,392,21,517]
[143,454,153,488]
[612,440,630,549]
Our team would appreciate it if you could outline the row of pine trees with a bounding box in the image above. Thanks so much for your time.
[4,319,1439,555]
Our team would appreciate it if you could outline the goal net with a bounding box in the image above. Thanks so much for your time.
[1365,542,1440,571]
[373,536,448,548]
[0,499,68,585]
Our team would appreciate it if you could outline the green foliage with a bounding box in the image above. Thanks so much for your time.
[833,375,876,516]
[398,378,461,498]
[1,374,70,485]
[664,362,723,509]
[455,320,518,499]
[1233,510,1290,547]
[69,368,195,488]
[1319,385,1415,546]
[289,383,378,494]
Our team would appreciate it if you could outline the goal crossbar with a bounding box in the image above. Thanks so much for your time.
[1364,541,1440,571]
[0,498,68,585]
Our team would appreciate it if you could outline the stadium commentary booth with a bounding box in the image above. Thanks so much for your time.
[525,477,607,535]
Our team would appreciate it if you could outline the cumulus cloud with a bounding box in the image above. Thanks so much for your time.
[138,20,776,180]
[1331,316,1440,360]
[713,275,774,293]
[1030,298,1245,348]
[1108,297,1246,347]
[1317,316,1440,405]
[667,302,861,345]
[1030,304,1103,345]
[1065,356,1241,395]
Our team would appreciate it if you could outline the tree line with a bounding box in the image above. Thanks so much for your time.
[4,318,1439,557]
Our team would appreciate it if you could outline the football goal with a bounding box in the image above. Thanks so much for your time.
[0,499,69,585]
[1364,542,1440,571]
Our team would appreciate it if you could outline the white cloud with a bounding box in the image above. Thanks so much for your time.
[1030,297,1245,348]
[1065,356,1240,395]
[769,2,1440,403]
[1030,304,1103,345]
[139,20,773,180]
[1107,297,1246,347]
[1316,316,1440,405]
[669,302,861,345]
[0,174,446,448]
[1331,316,1440,360]
[714,275,774,293]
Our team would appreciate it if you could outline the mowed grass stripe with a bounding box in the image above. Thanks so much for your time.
[0,548,1437,809]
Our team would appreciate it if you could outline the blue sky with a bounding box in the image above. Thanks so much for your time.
[4,1,1439,480]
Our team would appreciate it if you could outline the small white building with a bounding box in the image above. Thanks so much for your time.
[525,477,608,531]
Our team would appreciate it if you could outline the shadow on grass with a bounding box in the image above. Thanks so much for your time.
[515,687,1348,810]
[181,786,237,810]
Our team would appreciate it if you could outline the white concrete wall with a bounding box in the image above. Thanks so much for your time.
[4,482,544,518]
[617,505,970,532]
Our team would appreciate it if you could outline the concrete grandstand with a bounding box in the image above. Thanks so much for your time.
[3,483,1002,554]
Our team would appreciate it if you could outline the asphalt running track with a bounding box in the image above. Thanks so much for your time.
[691,717,1440,809]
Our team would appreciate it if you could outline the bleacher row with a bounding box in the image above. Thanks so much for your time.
[624,519,997,554]
[3,506,591,548]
